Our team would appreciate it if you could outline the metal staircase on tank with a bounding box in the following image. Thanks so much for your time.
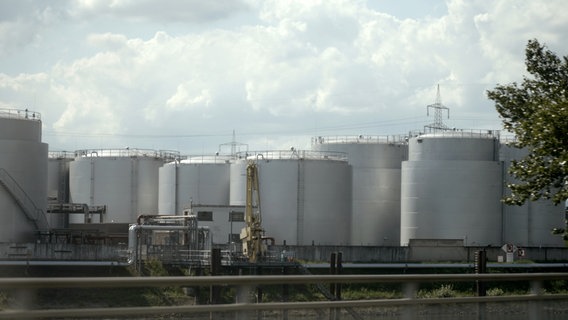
[0,168,49,232]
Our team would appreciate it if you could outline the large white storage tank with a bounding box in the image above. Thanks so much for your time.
[0,108,48,242]
[500,143,565,247]
[69,149,177,224]
[312,136,407,246]
[230,150,351,246]
[47,151,74,228]
[159,155,231,215]
[400,131,502,246]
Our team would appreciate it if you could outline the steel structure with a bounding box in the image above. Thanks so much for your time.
[424,84,450,132]
[240,161,266,262]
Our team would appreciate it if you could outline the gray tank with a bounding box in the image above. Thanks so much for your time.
[230,150,351,245]
[47,151,74,228]
[0,108,48,242]
[158,155,231,215]
[312,136,407,246]
[500,143,565,247]
[69,149,177,224]
[400,131,502,246]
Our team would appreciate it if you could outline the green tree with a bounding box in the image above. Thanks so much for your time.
[487,39,567,209]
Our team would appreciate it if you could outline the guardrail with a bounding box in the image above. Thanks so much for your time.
[236,150,349,161]
[312,135,408,145]
[1,273,568,319]
[73,148,180,161]
[0,108,41,121]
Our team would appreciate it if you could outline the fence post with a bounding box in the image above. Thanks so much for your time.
[529,280,543,320]
[475,250,487,296]
[401,282,417,320]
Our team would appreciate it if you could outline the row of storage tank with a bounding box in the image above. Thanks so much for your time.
[1,109,565,247]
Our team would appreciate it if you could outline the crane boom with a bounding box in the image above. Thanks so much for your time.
[240,160,265,262]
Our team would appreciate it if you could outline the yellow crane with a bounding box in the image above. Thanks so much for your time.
[240,160,266,263]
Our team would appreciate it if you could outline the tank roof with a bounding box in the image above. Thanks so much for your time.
[312,135,407,145]
[178,155,232,164]
[236,150,348,161]
[0,108,41,121]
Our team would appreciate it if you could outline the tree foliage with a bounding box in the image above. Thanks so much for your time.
[487,39,568,206]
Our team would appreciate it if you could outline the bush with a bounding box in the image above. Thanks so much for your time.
[418,284,457,298]
[487,287,505,296]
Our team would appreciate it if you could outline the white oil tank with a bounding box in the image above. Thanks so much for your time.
[69,149,177,224]
[400,131,502,246]
[0,108,48,242]
[230,150,351,246]
[47,151,74,228]
[312,135,407,246]
[500,143,565,247]
[159,155,231,215]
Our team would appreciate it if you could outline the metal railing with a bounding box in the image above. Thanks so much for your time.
[413,128,500,139]
[236,150,349,162]
[47,151,75,159]
[312,135,408,145]
[73,148,180,161]
[0,108,41,121]
[1,273,567,319]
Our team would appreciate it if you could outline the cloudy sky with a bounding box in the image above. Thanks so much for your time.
[1,0,566,155]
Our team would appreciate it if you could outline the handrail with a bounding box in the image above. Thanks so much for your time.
[0,168,49,231]
[0,273,567,319]
[236,150,348,161]
[0,108,41,121]
[74,148,180,161]
[312,135,408,145]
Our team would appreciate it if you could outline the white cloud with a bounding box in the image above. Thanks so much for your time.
[70,0,252,23]
[0,0,567,153]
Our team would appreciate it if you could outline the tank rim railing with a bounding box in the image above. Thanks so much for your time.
[48,151,75,159]
[0,108,41,121]
[236,150,348,162]
[312,135,408,145]
[74,148,180,160]
[409,128,501,139]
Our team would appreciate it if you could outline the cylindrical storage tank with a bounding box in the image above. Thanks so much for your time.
[400,131,502,246]
[500,143,565,247]
[312,136,407,246]
[0,108,48,242]
[69,149,176,224]
[47,151,74,228]
[158,155,231,215]
[230,150,351,246]
[229,159,248,206]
